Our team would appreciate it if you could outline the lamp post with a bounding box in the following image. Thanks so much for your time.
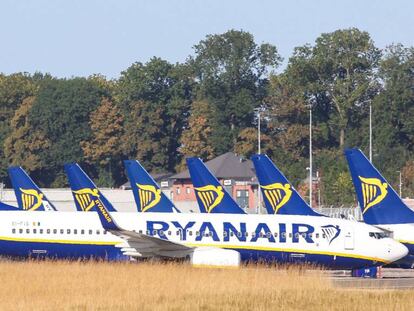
[309,106,313,208]
[257,110,261,214]
[369,103,372,162]
[397,170,402,197]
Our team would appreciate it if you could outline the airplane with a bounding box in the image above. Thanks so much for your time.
[251,154,321,216]
[64,163,116,212]
[124,160,179,213]
[345,148,414,257]
[8,166,57,211]
[186,157,246,214]
[0,162,407,268]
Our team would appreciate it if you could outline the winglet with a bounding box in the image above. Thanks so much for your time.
[64,163,116,212]
[92,191,120,231]
[251,154,321,216]
[8,166,57,211]
[345,148,414,224]
[124,160,179,213]
[186,157,246,214]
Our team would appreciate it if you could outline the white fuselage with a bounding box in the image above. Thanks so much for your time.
[374,223,414,255]
[0,211,407,269]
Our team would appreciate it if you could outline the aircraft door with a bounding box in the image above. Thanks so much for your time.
[344,227,354,250]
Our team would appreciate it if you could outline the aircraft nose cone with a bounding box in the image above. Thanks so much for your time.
[389,241,409,262]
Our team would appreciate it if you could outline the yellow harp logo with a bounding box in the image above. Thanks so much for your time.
[73,188,100,211]
[358,176,388,214]
[194,185,224,213]
[20,188,44,211]
[136,184,161,212]
[261,183,292,214]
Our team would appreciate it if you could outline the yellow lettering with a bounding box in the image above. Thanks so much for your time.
[95,199,112,223]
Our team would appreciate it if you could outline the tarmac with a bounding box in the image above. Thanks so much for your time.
[330,269,414,289]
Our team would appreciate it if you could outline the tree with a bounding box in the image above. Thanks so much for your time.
[4,96,50,173]
[191,29,281,153]
[81,98,125,186]
[233,127,271,158]
[29,78,108,186]
[402,160,414,198]
[121,100,169,172]
[178,100,215,170]
[0,73,38,181]
[117,58,193,172]
[286,28,381,148]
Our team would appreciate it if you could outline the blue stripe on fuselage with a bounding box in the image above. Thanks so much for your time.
[0,239,127,260]
[0,238,380,269]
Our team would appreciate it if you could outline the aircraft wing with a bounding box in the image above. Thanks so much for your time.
[110,229,193,258]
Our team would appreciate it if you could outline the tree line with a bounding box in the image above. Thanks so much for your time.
[0,28,413,205]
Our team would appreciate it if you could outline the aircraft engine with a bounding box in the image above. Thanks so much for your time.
[190,247,241,267]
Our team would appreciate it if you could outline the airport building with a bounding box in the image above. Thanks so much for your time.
[168,152,259,213]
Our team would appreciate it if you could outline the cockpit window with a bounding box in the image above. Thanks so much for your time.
[369,232,389,239]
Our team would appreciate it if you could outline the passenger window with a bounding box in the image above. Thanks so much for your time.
[189,231,193,236]
[12,228,16,234]
[230,232,234,237]
[289,233,292,238]
[139,230,143,234]
[251,233,256,238]
[152,230,157,235]
[47,229,50,234]
[74,229,77,235]
[281,232,286,238]
[315,233,319,238]
[237,232,242,238]
[26,229,30,234]
[274,232,278,237]
[89,230,93,235]
[39,229,43,234]
[168,231,171,236]
[196,231,200,237]
[81,230,85,235]
[67,229,71,234]
[60,229,64,234]
[244,232,249,237]
[146,230,151,235]
[96,230,100,235]
[322,233,326,239]
[33,229,37,234]
[223,232,228,237]
[295,233,299,238]
[103,230,106,235]
[53,229,57,234]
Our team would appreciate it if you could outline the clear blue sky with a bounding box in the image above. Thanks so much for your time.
[0,0,412,79]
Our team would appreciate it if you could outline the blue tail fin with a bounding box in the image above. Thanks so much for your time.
[345,148,414,224]
[186,157,246,214]
[8,167,57,211]
[64,163,116,212]
[251,154,321,216]
[124,160,179,213]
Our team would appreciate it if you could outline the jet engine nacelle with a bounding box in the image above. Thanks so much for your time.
[190,247,241,267]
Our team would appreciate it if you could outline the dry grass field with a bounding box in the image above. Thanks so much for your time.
[0,261,413,311]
